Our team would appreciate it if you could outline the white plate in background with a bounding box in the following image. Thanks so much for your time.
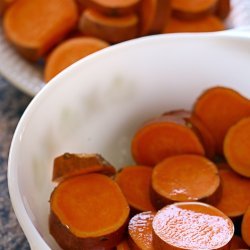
[0,0,250,97]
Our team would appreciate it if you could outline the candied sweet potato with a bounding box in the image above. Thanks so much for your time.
[52,152,116,182]
[152,202,234,250]
[193,86,250,155]
[79,8,139,43]
[131,113,205,166]
[116,166,155,213]
[3,0,78,61]
[151,154,221,209]
[50,174,130,249]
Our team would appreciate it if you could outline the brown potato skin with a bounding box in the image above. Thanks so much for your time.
[49,211,128,250]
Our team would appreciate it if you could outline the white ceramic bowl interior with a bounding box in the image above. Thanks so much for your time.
[8,30,250,250]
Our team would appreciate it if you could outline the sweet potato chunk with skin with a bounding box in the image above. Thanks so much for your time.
[215,169,250,219]
[3,0,78,61]
[116,166,156,213]
[151,154,221,209]
[152,202,234,250]
[224,117,250,178]
[52,152,116,182]
[50,174,130,250]
[131,113,205,166]
[193,86,250,155]
[79,8,139,43]
[44,37,109,82]
[163,109,216,159]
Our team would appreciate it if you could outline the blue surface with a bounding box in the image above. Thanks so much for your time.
[0,76,31,249]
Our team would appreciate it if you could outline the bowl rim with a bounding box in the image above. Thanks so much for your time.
[7,30,250,249]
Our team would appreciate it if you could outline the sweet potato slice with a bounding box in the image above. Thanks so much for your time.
[163,109,216,159]
[151,154,221,209]
[44,37,109,82]
[193,86,250,155]
[215,169,250,219]
[78,0,140,16]
[241,206,250,247]
[152,202,234,250]
[131,113,205,166]
[3,0,78,61]
[216,0,231,19]
[224,117,250,178]
[172,0,218,20]
[79,8,139,43]
[52,153,116,182]
[128,211,155,250]
[115,166,156,213]
[163,15,225,33]
[230,236,249,250]
[50,174,130,250]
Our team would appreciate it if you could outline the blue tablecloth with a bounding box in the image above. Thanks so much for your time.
[0,76,31,249]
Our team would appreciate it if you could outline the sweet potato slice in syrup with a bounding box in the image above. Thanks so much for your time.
[151,154,220,209]
[224,117,250,178]
[116,166,155,213]
[193,86,250,155]
[50,174,130,249]
[131,113,205,166]
[152,202,234,250]
[215,169,250,219]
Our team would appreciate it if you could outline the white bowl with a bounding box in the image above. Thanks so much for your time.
[8,30,250,250]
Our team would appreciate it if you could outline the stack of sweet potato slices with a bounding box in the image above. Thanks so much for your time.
[49,85,250,249]
[1,0,230,82]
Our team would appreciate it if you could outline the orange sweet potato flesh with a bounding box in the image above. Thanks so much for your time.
[116,166,156,213]
[152,202,234,250]
[79,8,139,43]
[151,154,221,209]
[242,206,250,247]
[78,0,141,15]
[230,236,249,250]
[216,0,231,19]
[163,109,216,159]
[128,211,155,250]
[131,114,205,166]
[172,0,218,20]
[163,15,225,33]
[50,174,130,250]
[3,0,78,61]
[44,37,109,82]
[215,169,250,219]
[193,86,250,156]
[52,153,116,182]
[224,117,250,178]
